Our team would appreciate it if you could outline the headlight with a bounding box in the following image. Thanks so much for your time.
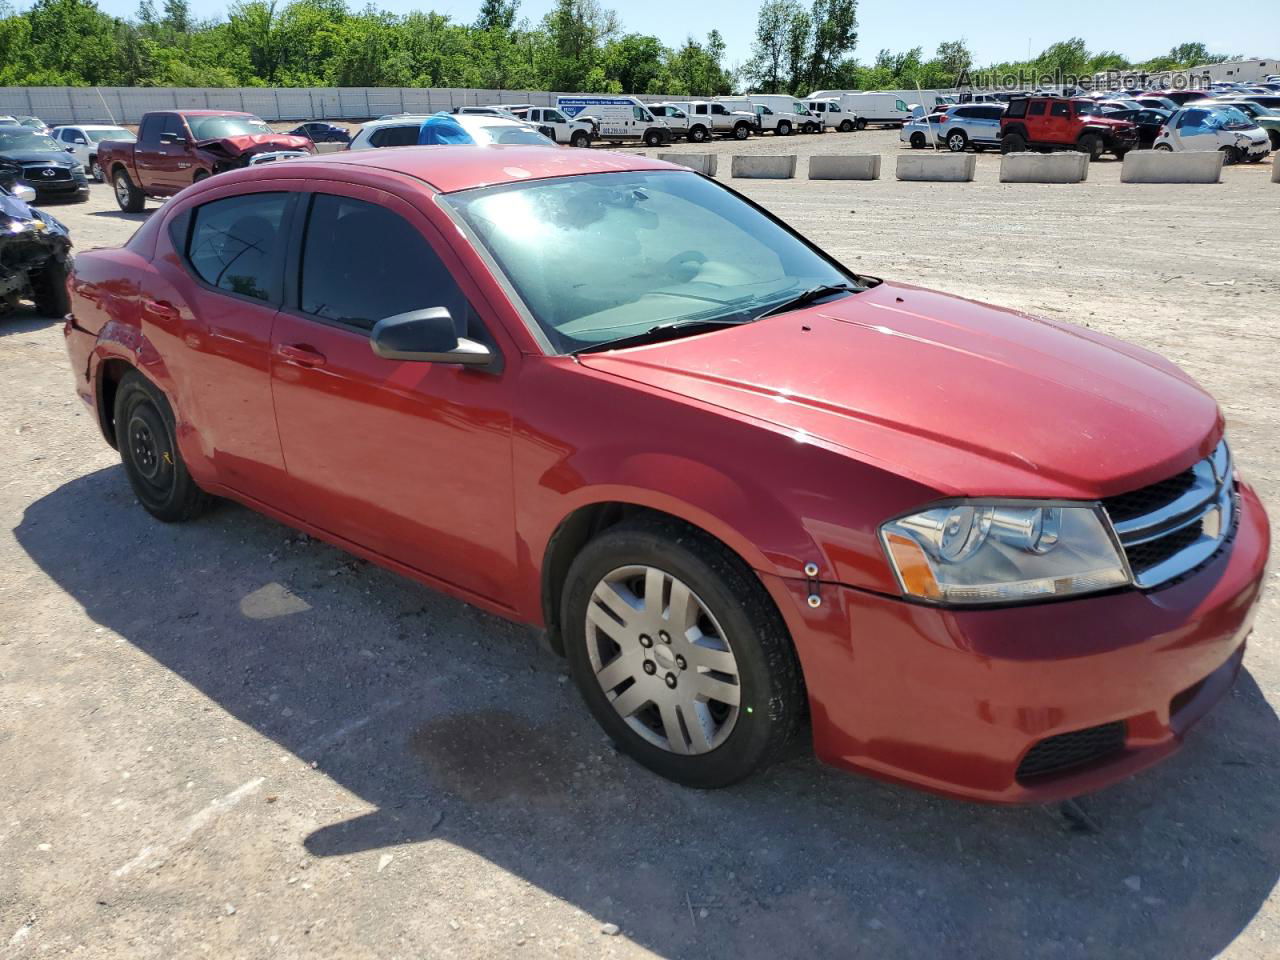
[880,502,1130,605]
[71,162,85,174]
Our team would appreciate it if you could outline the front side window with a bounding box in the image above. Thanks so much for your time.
[895,100,908,112]
[300,194,470,332]
[711,104,727,115]
[1051,102,1070,117]
[546,109,568,123]
[185,192,289,303]
[446,171,853,354]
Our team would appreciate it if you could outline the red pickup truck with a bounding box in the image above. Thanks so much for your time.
[98,110,314,212]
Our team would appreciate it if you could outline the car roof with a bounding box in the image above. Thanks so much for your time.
[240,144,676,194]
[175,109,255,116]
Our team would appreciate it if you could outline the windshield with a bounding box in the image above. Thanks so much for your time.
[186,115,271,139]
[0,130,60,152]
[1207,107,1254,129]
[1075,102,1103,116]
[476,125,554,145]
[446,171,853,353]
[88,128,133,142]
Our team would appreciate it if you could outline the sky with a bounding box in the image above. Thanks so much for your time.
[86,0,1279,73]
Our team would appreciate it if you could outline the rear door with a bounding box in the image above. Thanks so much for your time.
[974,105,1003,142]
[153,184,298,502]
[269,186,519,605]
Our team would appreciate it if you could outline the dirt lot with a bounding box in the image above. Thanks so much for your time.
[2,129,1278,959]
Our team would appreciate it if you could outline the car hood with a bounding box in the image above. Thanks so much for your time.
[576,282,1221,499]
[1083,116,1136,128]
[196,133,312,156]
[0,149,75,165]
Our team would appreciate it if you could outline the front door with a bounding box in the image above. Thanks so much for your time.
[269,186,518,606]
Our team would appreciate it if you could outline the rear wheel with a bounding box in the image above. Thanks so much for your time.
[1154,143,1173,152]
[1000,132,1027,154]
[29,258,70,318]
[947,130,968,152]
[114,371,213,523]
[112,168,144,213]
[1112,147,1129,160]
[193,169,210,184]
[561,518,806,788]
[90,157,103,182]
[855,118,867,130]
[1269,130,1280,150]
[909,132,926,149]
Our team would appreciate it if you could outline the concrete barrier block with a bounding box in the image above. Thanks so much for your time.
[731,155,798,179]
[658,153,717,176]
[999,151,1089,183]
[895,153,976,182]
[808,154,881,180]
[1121,151,1224,184]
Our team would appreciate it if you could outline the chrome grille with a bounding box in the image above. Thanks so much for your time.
[1102,440,1234,589]
[22,164,70,181]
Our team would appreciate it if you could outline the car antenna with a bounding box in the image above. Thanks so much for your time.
[95,86,117,126]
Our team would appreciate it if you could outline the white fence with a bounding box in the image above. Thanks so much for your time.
[0,86,670,125]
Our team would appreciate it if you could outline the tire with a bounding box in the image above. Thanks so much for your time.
[644,129,663,148]
[776,121,791,137]
[114,371,212,523]
[193,170,210,184]
[90,157,103,182]
[855,118,867,130]
[733,123,750,141]
[802,122,815,135]
[839,119,854,132]
[1112,148,1129,160]
[946,130,968,152]
[112,168,145,213]
[29,258,70,318]
[1076,133,1104,161]
[1218,145,1238,165]
[570,130,590,148]
[561,517,806,788]
[1154,143,1173,152]
[1269,130,1280,151]
[909,132,926,148]
[689,125,709,144]
[1000,132,1026,154]
[973,143,986,153]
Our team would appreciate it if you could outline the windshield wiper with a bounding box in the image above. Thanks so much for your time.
[751,283,859,322]
[572,317,750,355]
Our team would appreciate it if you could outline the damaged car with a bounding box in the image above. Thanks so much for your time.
[0,176,71,318]
[97,110,314,212]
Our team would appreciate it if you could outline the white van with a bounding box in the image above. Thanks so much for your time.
[808,91,915,127]
[749,95,822,134]
[556,96,671,146]
[805,98,861,132]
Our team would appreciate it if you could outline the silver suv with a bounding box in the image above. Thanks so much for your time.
[936,103,1006,152]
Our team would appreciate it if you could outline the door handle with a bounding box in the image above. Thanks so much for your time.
[141,299,178,321]
[276,343,327,368]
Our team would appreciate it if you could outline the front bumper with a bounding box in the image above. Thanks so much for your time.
[761,482,1270,804]
[27,176,90,201]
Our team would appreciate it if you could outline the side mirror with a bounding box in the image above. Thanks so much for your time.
[160,134,187,145]
[13,183,36,204]
[74,137,88,145]
[370,307,493,366]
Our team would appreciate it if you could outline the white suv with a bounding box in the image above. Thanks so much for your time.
[50,124,136,181]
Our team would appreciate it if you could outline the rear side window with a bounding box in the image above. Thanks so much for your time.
[369,124,419,147]
[1006,99,1027,118]
[184,193,290,303]
[298,194,470,332]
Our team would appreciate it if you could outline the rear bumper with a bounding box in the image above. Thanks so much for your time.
[762,482,1270,804]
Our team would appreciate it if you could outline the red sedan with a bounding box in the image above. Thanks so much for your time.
[62,146,1269,802]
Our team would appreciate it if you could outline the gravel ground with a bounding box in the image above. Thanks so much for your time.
[2,129,1278,959]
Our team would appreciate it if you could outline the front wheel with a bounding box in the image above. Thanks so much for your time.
[1154,143,1173,152]
[688,125,708,143]
[839,119,854,132]
[1112,148,1129,160]
[733,123,750,141]
[113,169,145,213]
[1076,133,1104,161]
[561,518,805,788]
[90,157,103,182]
[643,129,663,147]
[114,371,213,523]
[570,130,591,148]
[1219,145,1239,165]
[909,132,926,149]
[29,258,70,318]
[776,121,791,137]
